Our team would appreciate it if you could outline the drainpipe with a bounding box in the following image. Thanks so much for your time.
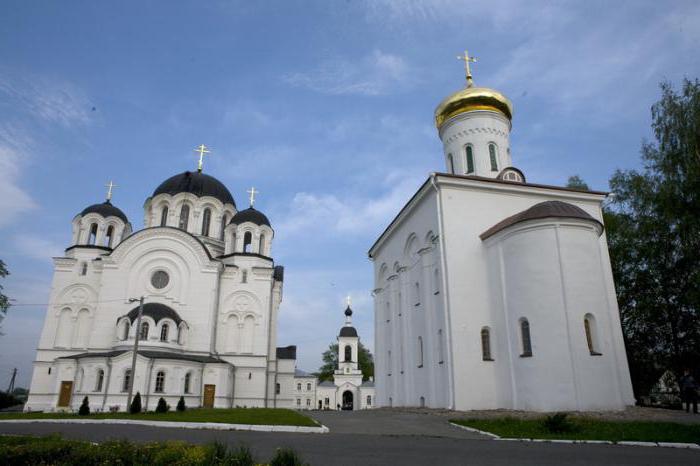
[144,358,154,410]
[101,359,113,411]
[430,174,456,410]
[273,359,279,408]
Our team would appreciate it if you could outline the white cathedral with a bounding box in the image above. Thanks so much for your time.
[369,53,636,412]
[25,159,301,412]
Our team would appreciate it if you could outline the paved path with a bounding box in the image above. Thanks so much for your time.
[1,410,699,465]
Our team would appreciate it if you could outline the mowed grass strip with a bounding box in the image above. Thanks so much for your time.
[0,408,319,427]
[451,417,700,444]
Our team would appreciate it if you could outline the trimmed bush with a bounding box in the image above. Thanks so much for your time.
[543,413,576,433]
[177,396,186,412]
[270,447,309,466]
[155,397,169,413]
[129,392,142,414]
[78,396,90,416]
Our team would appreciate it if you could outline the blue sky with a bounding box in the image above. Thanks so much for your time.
[1,0,698,388]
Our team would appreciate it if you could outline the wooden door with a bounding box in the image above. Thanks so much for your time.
[57,381,73,407]
[203,384,215,408]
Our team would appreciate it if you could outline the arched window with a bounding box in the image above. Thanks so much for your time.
[160,206,168,226]
[297,382,302,391]
[95,369,104,392]
[344,345,352,362]
[414,282,420,306]
[437,329,444,364]
[139,322,149,341]
[465,145,475,174]
[155,371,165,393]
[220,215,228,240]
[417,336,424,367]
[481,327,493,361]
[258,234,265,255]
[520,318,532,357]
[367,395,372,406]
[104,225,114,247]
[241,270,248,283]
[201,208,211,236]
[584,314,602,355]
[120,320,129,340]
[184,372,191,393]
[81,262,88,276]
[178,204,190,230]
[160,324,169,342]
[447,153,454,173]
[177,325,185,345]
[488,143,498,171]
[243,231,252,253]
[122,369,131,392]
[420,396,425,408]
[88,223,98,245]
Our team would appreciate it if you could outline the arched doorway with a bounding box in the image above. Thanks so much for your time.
[342,390,353,410]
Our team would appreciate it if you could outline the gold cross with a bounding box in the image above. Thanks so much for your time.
[105,180,117,201]
[457,50,477,87]
[346,295,351,307]
[247,187,259,207]
[194,144,210,172]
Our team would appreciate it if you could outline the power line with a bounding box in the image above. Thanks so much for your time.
[7,298,144,307]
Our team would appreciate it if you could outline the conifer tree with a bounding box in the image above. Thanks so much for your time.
[129,392,142,414]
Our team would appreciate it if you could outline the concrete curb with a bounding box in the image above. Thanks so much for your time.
[447,422,699,449]
[0,419,329,434]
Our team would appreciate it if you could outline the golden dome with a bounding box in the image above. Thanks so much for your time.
[434,86,513,129]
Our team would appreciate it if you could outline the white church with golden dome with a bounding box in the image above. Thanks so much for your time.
[369,52,635,411]
[25,154,300,412]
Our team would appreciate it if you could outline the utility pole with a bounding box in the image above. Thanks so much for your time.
[7,368,16,393]
[126,296,145,410]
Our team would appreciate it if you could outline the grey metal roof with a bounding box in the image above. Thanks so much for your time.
[294,369,315,378]
[361,380,375,387]
[318,381,335,387]
[59,350,127,360]
[58,350,226,364]
[276,345,297,360]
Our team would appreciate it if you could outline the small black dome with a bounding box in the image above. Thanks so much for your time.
[123,302,183,326]
[344,306,353,317]
[153,171,236,207]
[80,201,128,223]
[230,207,271,227]
[339,326,358,337]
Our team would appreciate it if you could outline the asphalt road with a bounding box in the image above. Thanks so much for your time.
[0,410,698,465]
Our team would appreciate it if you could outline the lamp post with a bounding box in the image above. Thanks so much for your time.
[126,296,145,410]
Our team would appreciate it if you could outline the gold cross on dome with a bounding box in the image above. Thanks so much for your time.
[457,50,477,87]
[105,180,118,201]
[194,144,210,172]
[346,295,351,307]
[247,187,259,207]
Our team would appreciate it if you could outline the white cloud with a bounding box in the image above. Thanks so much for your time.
[283,49,416,96]
[13,234,64,261]
[0,128,36,228]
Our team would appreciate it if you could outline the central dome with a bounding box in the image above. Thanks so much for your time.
[434,86,513,129]
[153,171,236,207]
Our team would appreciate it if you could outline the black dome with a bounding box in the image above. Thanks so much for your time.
[344,306,353,317]
[230,207,271,227]
[153,171,236,207]
[80,201,128,223]
[339,326,358,337]
[123,302,183,326]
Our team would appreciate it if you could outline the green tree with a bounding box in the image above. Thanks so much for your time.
[129,392,142,414]
[78,396,90,415]
[0,260,10,332]
[176,395,186,412]
[155,397,169,413]
[317,342,374,382]
[566,175,590,190]
[606,79,700,397]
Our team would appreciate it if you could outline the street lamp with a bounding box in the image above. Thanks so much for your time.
[126,296,145,411]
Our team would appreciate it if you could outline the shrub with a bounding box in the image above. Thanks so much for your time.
[129,392,142,414]
[78,396,90,416]
[270,447,308,466]
[542,413,576,433]
[0,391,22,410]
[156,397,169,413]
[177,396,186,412]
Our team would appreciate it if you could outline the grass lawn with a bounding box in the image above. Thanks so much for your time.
[0,408,319,427]
[451,417,700,444]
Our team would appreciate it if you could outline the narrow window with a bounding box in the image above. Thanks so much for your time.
[140,322,149,341]
[584,314,601,355]
[160,324,169,342]
[481,327,493,361]
[387,350,392,376]
[160,206,168,226]
[520,318,532,357]
[178,204,190,230]
[437,329,444,364]
[95,369,104,392]
[243,231,252,253]
[88,223,98,245]
[367,395,371,406]
[447,153,454,173]
[297,382,302,391]
[220,215,228,240]
[184,372,191,394]
[275,383,280,395]
[122,369,131,392]
[297,398,301,406]
[155,371,165,393]
[344,345,352,362]
[414,282,420,306]
[489,143,498,171]
[306,398,311,407]
[241,269,248,283]
[201,208,211,236]
[48,367,51,375]
[420,396,425,408]
[385,301,390,323]
[433,268,440,295]
[466,145,475,174]
[307,383,311,391]
[81,262,88,276]
[121,320,129,340]
[104,226,114,247]
[258,234,265,255]
[417,336,424,368]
